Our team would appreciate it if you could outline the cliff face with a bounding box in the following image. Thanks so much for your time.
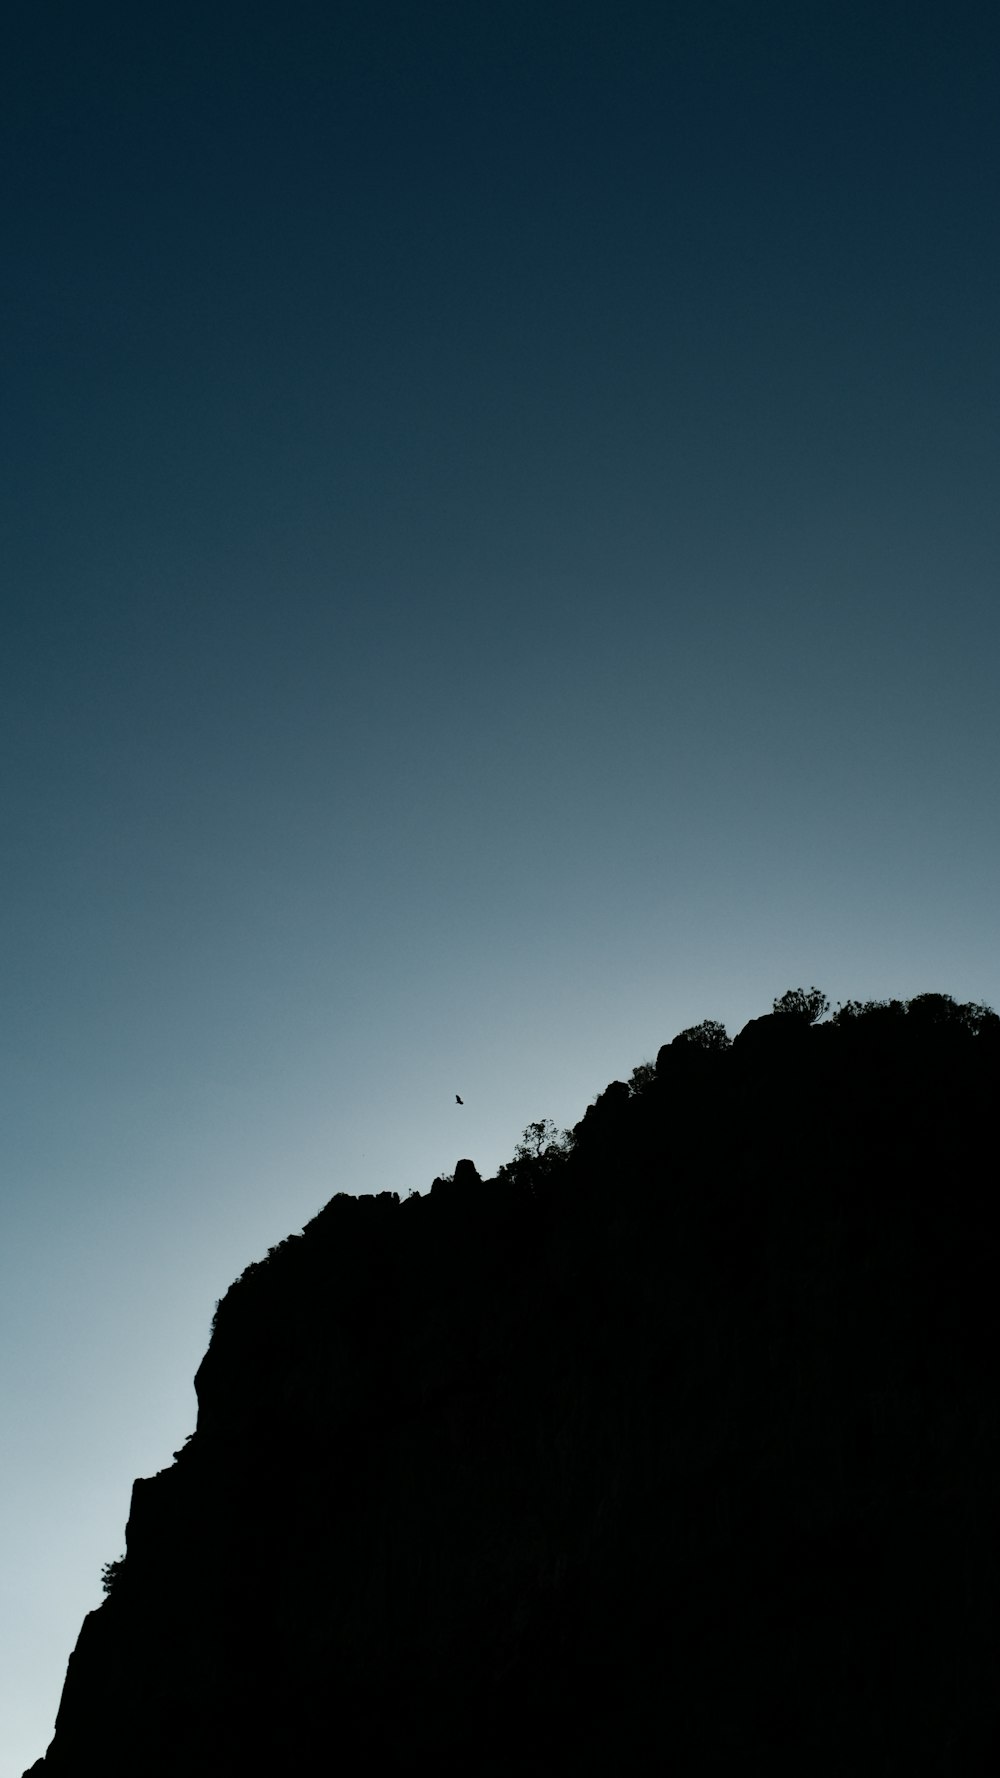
[26,999,1000,1775]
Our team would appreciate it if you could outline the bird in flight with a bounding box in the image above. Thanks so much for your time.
[455,1094,464,1105]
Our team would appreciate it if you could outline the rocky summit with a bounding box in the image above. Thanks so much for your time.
[25,993,1000,1775]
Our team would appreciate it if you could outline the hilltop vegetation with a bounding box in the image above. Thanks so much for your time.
[28,990,1000,1777]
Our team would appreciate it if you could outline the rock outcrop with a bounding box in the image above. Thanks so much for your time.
[26,996,1000,1775]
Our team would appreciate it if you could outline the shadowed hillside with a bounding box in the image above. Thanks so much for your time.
[25,991,1000,1775]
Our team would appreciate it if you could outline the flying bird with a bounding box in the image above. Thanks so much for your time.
[455,1094,464,1105]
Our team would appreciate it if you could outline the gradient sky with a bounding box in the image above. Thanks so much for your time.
[3,3,999,1768]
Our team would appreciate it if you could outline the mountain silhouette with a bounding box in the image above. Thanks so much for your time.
[24,990,1000,1775]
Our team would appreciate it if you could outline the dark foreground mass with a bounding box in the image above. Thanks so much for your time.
[26,994,1000,1775]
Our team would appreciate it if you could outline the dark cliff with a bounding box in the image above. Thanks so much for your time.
[26,993,1000,1775]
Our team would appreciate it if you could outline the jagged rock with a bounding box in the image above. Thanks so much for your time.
[25,997,1000,1775]
[570,1078,630,1147]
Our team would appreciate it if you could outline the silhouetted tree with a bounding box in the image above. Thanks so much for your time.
[671,1018,730,1051]
[771,985,829,1023]
[497,1119,571,1193]
[627,1061,657,1094]
[831,996,907,1026]
[832,993,1000,1040]
[100,1557,125,1596]
[904,990,1000,1035]
[520,1119,571,1163]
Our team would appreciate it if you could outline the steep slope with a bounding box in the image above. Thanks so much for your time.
[26,995,1000,1775]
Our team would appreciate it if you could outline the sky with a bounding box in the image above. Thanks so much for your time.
[3,1,998,1768]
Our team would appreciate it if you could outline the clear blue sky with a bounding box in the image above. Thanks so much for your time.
[3,3,998,1768]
